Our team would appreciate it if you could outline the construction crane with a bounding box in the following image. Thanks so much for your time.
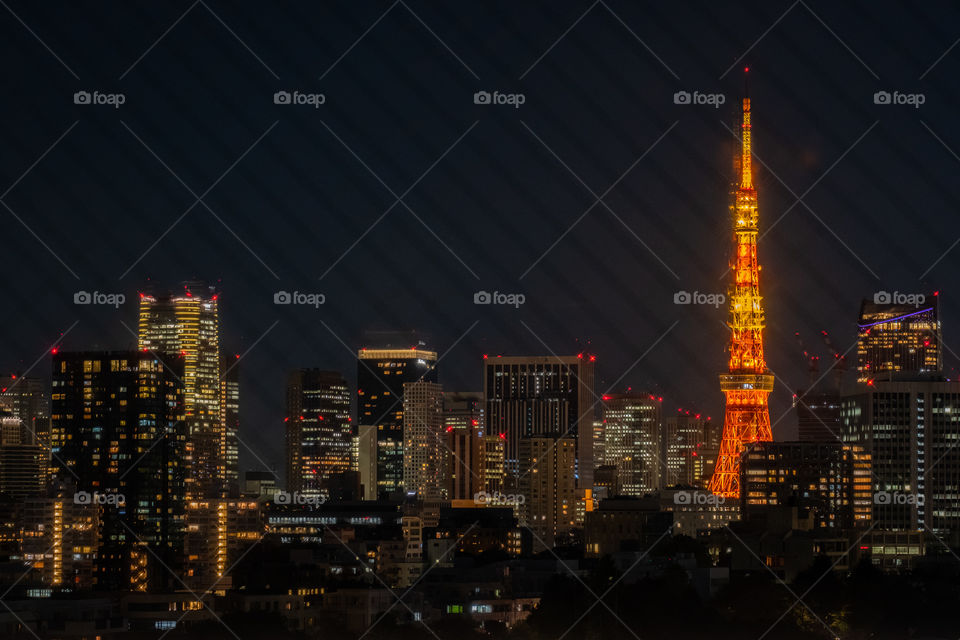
[820,330,847,391]
[794,331,820,385]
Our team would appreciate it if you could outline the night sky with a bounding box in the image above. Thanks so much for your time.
[3,1,960,479]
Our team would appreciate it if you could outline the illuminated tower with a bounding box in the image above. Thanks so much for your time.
[708,76,774,499]
[138,282,222,498]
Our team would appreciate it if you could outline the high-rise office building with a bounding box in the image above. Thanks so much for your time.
[443,391,486,500]
[21,486,98,590]
[0,411,46,498]
[842,378,960,541]
[402,381,446,500]
[741,441,872,530]
[285,369,352,499]
[484,355,596,490]
[51,350,186,590]
[795,388,843,443]
[601,393,661,496]
[138,282,222,498]
[0,374,49,447]
[518,436,577,551]
[183,497,263,592]
[857,294,941,383]
[357,343,438,498]
[663,411,718,488]
[220,355,240,489]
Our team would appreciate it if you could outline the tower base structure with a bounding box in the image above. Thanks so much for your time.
[708,373,773,498]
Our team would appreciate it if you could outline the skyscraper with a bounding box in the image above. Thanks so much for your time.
[794,388,843,443]
[51,350,186,590]
[519,436,576,551]
[857,294,941,382]
[0,410,46,498]
[663,411,718,488]
[402,381,446,499]
[0,374,50,449]
[842,378,960,542]
[601,393,661,496]
[357,343,438,498]
[285,369,352,499]
[709,80,774,499]
[740,441,872,530]
[484,355,596,490]
[220,354,240,489]
[138,282,222,498]
[443,391,486,500]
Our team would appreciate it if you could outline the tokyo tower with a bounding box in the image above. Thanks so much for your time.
[708,72,774,499]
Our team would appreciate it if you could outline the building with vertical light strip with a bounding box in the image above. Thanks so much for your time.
[51,350,186,591]
[842,378,960,543]
[484,355,596,491]
[138,282,222,498]
[285,369,352,499]
[357,343,438,498]
[21,487,98,590]
[856,294,941,383]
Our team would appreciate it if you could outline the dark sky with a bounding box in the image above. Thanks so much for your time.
[3,1,960,476]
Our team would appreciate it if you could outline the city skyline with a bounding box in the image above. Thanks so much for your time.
[3,3,960,637]
[4,3,960,479]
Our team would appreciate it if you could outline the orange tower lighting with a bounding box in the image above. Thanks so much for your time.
[708,71,774,499]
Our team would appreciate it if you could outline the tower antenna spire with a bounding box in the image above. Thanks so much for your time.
[740,67,753,190]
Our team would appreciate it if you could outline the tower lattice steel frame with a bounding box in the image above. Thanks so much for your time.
[708,76,774,499]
